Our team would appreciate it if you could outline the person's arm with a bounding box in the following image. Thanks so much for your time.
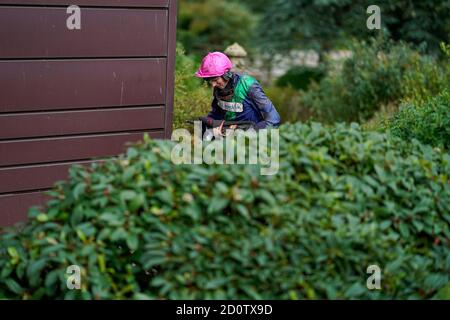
[248,81,281,128]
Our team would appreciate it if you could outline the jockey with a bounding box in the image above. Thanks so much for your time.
[195,52,281,130]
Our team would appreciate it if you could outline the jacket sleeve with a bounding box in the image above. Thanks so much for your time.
[248,81,281,128]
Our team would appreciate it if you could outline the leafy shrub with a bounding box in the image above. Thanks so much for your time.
[363,42,450,133]
[275,66,325,91]
[361,103,398,133]
[302,38,448,123]
[1,123,449,299]
[178,0,256,55]
[173,43,211,130]
[388,90,450,150]
[265,86,312,123]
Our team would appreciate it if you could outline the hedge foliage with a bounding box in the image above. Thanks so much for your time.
[389,90,450,150]
[1,123,449,299]
[275,66,325,91]
[173,43,211,130]
[301,38,448,123]
[265,86,312,124]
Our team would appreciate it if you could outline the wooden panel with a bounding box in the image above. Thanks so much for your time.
[0,0,177,227]
[0,106,165,139]
[0,0,169,7]
[0,59,166,113]
[0,160,96,194]
[163,0,177,138]
[0,7,168,59]
[0,131,164,167]
[0,191,50,227]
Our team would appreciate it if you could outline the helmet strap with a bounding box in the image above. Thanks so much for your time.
[222,71,234,81]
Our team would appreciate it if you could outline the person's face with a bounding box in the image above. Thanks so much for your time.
[207,76,229,90]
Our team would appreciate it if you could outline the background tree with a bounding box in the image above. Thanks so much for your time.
[177,0,256,56]
[256,0,449,56]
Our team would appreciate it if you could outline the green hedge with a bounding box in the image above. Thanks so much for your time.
[173,43,211,130]
[1,123,449,299]
[389,90,450,150]
[301,38,448,123]
[275,66,325,91]
[265,86,312,123]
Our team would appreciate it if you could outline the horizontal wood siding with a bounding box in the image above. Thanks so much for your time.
[0,160,96,194]
[0,191,51,227]
[0,106,165,139]
[0,106,164,139]
[0,0,177,226]
[0,131,164,167]
[0,59,166,112]
[0,7,167,58]
[0,1,169,7]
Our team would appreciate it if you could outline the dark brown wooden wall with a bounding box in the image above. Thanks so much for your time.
[0,0,177,226]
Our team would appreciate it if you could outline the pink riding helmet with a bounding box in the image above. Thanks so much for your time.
[195,52,233,78]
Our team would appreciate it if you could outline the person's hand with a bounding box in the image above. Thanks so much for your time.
[221,124,237,137]
[199,116,223,128]
[213,127,223,137]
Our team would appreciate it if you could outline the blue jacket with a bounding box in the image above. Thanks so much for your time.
[207,73,281,128]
